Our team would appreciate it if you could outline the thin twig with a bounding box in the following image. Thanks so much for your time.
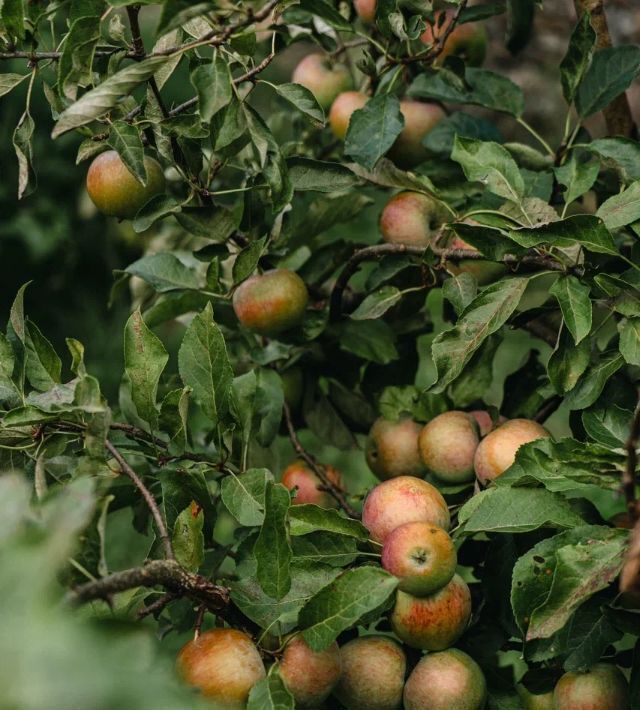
[136,592,176,619]
[282,402,359,518]
[534,395,563,423]
[105,440,175,560]
[194,603,207,639]
[624,402,640,523]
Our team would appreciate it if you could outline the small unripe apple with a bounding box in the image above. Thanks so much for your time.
[292,53,353,111]
[471,410,507,437]
[86,150,165,219]
[365,416,426,480]
[420,10,488,67]
[403,648,487,710]
[379,191,448,248]
[388,100,445,169]
[390,574,471,650]
[279,636,342,708]
[281,460,342,508]
[381,521,456,596]
[419,411,480,484]
[334,635,406,710]
[232,269,309,336]
[446,236,507,285]
[176,628,265,707]
[329,90,368,140]
[362,476,450,544]
[474,418,551,484]
[353,0,376,24]
[553,663,630,710]
[517,684,554,710]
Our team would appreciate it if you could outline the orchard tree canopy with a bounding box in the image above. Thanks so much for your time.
[1,0,640,707]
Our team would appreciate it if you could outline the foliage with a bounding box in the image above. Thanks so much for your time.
[1,0,640,707]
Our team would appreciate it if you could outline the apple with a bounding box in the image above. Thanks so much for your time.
[403,648,487,710]
[362,475,450,544]
[553,663,630,710]
[333,635,406,710]
[329,91,368,140]
[471,410,507,437]
[176,628,265,708]
[292,53,353,111]
[474,418,551,484]
[390,573,471,650]
[381,521,456,596]
[86,150,165,219]
[387,100,445,168]
[279,636,341,708]
[379,191,448,248]
[232,269,309,336]
[446,236,507,286]
[517,684,554,710]
[353,0,376,24]
[365,416,426,480]
[418,411,480,484]
[420,10,488,67]
[281,460,342,508]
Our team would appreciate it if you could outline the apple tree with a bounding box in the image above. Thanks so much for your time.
[1,0,640,707]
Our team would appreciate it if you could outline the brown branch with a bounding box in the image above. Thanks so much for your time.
[623,402,640,523]
[105,440,175,560]
[136,592,176,619]
[574,1,637,137]
[282,402,359,518]
[534,395,563,423]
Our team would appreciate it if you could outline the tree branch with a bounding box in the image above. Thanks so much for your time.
[282,402,359,518]
[105,440,174,560]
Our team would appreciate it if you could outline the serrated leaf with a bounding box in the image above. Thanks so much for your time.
[619,318,640,366]
[287,158,358,192]
[548,328,589,395]
[172,504,204,572]
[596,180,640,231]
[442,272,478,316]
[350,286,402,320]
[178,302,233,422]
[587,138,640,183]
[125,253,201,292]
[348,157,437,196]
[576,45,640,117]
[554,153,598,208]
[549,276,592,344]
[299,567,398,651]
[270,82,325,126]
[108,120,147,185]
[288,505,368,539]
[124,308,168,429]
[248,668,294,710]
[58,14,101,100]
[0,73,28,98]
[190,54,232,122]
[560,12,596,103]
[509,214,617,255]
[24,320,62,392]
[564,351,624,411]
[233,237,267,284]
[221,469,273,527]
[254,482,292,600]
[52,56,168,137]
[13,111,35,199]
[345,94,404,171]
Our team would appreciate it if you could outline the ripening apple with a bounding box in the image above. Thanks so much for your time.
[333,635,406,710]
[232,269,309,336]
[365,416,426,480]
[471,410,507,437]
[329,91,368,139]
[292,53,353,110]
[553,663,630,710]
[418,411,480,484]
[381,521,456,596]
[517,684,554,710]
[390,574,471,650]
[387,100,445,168]
[86,150,165,219]
[420,10,488,67]
[176,628,265,708]
[474,418,551,484]
[353,0,376,24]
[281,460,343,508]
[446,235,507,286]
[403,648,487,710]
[279,636,342,708]
[379,191,449,248]
[362,475,450,544]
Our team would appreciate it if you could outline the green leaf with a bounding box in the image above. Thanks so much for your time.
[0,333,21,408]
[220,468,273,527]
[58,14,102,100]
[159,387,189,451]
[1,0,25,41]
[564,352,625,410]
[509,215,617,255]
[287,158,359,193]
[123,308,168,429]
[292,533,358,567]
[299,567,399,651]
[431,277,529,392]
[288,505,368,540]
[619,318,640,365]
[172,504,204,572]
[178,302,233,423]
[52,56,168,137]
[576,45,640,117]
[582,404,631,448]
[587,138,640,183]
[505,0,535,54]
[269,82,325,126]
[339,320,399,365]
[160,467,214,533]
[554,154,598,208]
[559,11,596,103]
[24,320,62,392]
[107,120,147,185]
[348,157,437,196]
[176,204,240,240]
[442,272,478,316]
[596,180,640,231]
[423,111,503,157]
[345,94,404,171]
[549,276,592,344]
[0,73,28,98]
[190,54,232,123]
[125,253,201,293]
[298,0,352,31]
[350,286,402,320]
[409,68,524,117]
[548,328,589,395]
[157,0,216,34]
[13,111,35,199]
[231,369,284,456]
[254,483,292,600]
[233,237,267,284]
[511,526,627,640]
[452,136,524,203]
[459,487,585,534]
[248,667,294,710]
